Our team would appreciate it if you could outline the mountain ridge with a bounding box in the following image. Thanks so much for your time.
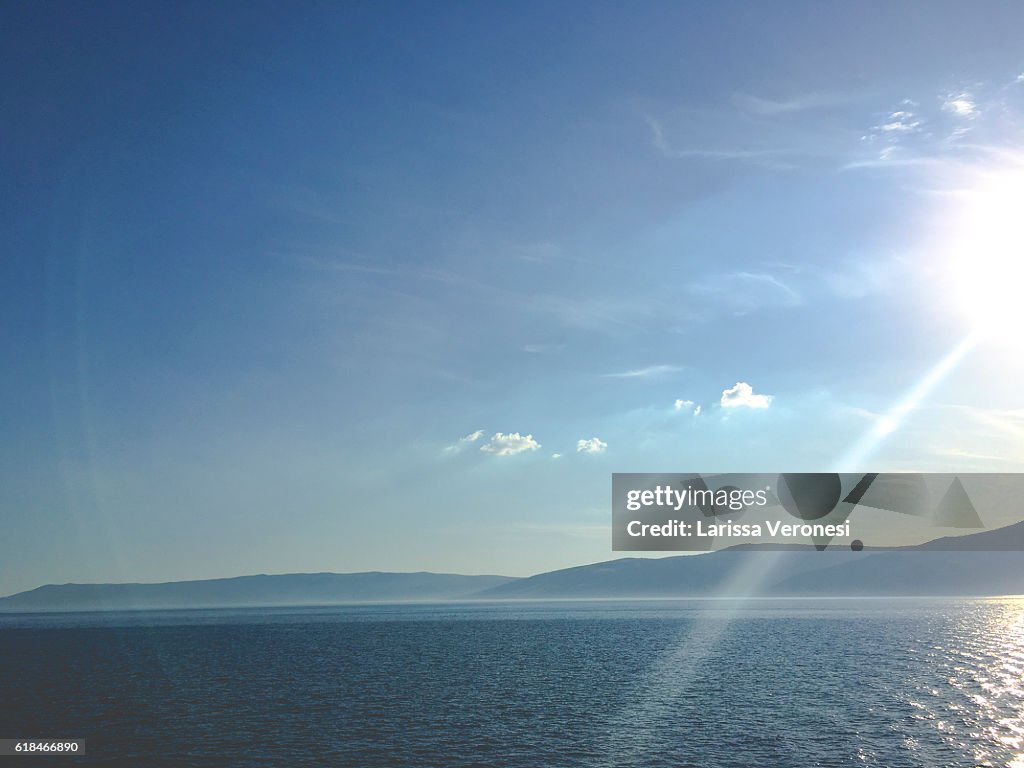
[0,571,516,611]
[5,521,1024,611]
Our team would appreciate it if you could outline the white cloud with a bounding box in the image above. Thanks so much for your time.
[480,432,541,456]
[576,437,608,454]
[720,382,774,409]
[551,453,562,459]
[673,398,701,416]
[1017,73,1024,84]
[602,364,683,379]
[443,429,484,453]
[942,93,977,118]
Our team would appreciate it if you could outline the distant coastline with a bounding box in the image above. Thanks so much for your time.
[4,521,1024,611]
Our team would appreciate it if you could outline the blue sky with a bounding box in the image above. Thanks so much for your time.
[3,2,1024,593]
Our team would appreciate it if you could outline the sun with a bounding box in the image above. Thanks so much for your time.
[943,162,1024,343]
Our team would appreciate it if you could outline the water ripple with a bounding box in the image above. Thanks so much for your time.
[2,598,1024,767]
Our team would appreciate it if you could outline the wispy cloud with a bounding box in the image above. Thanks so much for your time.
[732,92,852,116]
[690,270,801,313]
[891,405,1024,472]
[576,437,608,454]
[644,91,861,172]
[857,102,929,163]
[942,92,978,118]
[646,78,1015,179]
[645,116,785,162]
[523,294,654,334]
[721,382,773,409]
[301,251,651,337]
[876,110,922,133]
[841,155,951,172]
[480,432,541,456]
[295,255,399,277]
[443,430,484,454]
[846,83,1014,169]
[602,364,684,379]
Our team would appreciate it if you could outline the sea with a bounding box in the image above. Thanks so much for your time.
[2,598,1023,767]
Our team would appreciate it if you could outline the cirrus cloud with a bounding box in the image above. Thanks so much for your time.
[602,364,684,379]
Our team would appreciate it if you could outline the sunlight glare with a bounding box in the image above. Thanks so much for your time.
[944,162,1024,343]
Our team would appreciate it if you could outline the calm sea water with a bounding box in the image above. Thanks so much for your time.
[2,599,1023,767]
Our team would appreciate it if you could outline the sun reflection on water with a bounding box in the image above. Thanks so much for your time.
[959,598,1024,767]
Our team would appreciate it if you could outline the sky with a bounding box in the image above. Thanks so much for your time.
[3,1,1024,594]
